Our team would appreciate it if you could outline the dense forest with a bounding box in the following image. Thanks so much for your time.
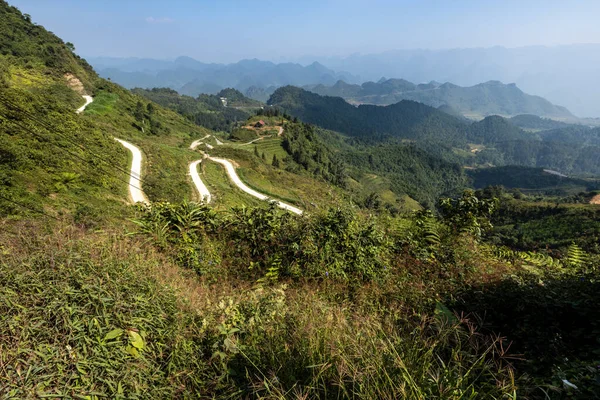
[270,86,600,177]
[132,87,258,132]
[268,86,467,143]
[281,122,347,187]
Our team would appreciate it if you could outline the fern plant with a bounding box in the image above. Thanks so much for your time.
[565,243,587,269]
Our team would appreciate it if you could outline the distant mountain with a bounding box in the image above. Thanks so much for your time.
[88,56,359,97]
[299,45,600,118]
[509,114,574,131]
[268,86,466,143]
[305,79,573,119]
[268,86,600,176]
[244,85,276,103]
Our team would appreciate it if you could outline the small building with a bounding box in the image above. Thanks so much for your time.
[254,120,266,128]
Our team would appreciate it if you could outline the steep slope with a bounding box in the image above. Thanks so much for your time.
[0,1,215,219]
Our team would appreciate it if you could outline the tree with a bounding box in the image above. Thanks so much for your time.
[146,102,155,115]
[261,152,266,161]
[133,101,145,123]
[272,155,280,168]
[364,192,382,210]
[254,146,259,157]
[439,190,498,238]
[65,42,75,52]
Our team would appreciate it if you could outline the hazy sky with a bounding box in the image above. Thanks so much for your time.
[9,0,600,63]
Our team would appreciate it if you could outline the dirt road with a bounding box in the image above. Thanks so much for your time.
[114,139,149,204]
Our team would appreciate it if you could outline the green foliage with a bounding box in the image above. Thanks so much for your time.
[439,190,498,238]
[134,202,389,283]
[0,1,96,89]
[565,243,587,268]
[269,86,467,143]
[467,115,532,144]
[345,143,468,207]
[84,90,119,115]
[452,272,600,397]
[132,201,220,274]
[216,88,262,107]
[132,87,251,132]
[488,195,600,253]
[0,229,209,398]
[281,122,347,186]
[229,127,256,142]
[271,153,280,167]
[468,165,598,193]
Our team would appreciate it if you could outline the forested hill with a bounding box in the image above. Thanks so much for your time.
[269,86,600,177]
[0,1,96,89]
[131,87,259,132]
[268,86,466,143]
[305,79,574,119]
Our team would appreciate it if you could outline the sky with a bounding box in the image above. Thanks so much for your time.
[9,0,600,63]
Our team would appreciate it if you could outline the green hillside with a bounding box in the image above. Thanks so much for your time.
[2,2,600,398]
[269,85,467,143]
[131,87,256,133]
[270,86,600,179]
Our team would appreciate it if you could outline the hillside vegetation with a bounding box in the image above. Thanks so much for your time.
[2,2,600,398]
[269,86,600,178]
[132,87,257,133]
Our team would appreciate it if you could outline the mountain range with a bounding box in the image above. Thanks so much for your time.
[297,45,600,118]
[304,79,573,119]
[89,55,594,121]
[89,56,358,98]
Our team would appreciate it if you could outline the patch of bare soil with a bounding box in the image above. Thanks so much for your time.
[64,73,85,95]
[590,194,600,205]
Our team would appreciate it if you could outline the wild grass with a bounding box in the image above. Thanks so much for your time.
[0,221,519,399]
[202,161,264,209]
[84,90,119,115]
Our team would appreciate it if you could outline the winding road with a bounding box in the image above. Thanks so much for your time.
[189,158,211,203]
[114,138,149,205]
[75,94,146,205]
[190,135,211,150]
[208,156,302,215]
[76,92,296,212]
[76,95,93,114]
[188,133,303,214]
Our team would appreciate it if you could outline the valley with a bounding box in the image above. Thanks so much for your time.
[1,1,600,399]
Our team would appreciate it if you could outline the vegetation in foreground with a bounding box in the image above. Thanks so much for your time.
[4,191,600,398]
